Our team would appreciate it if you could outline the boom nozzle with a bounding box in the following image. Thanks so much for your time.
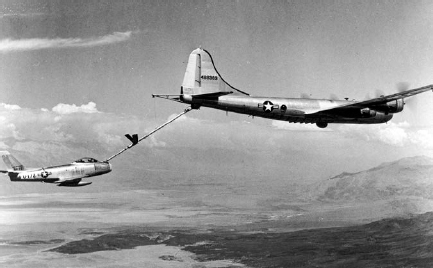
[103,106,193,162]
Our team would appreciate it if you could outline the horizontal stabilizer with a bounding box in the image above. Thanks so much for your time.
[125,134,139,145]
[152,94,184,103]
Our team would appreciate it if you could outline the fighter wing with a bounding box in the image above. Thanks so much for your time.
[56,178,92,187]
[307,84,433,115]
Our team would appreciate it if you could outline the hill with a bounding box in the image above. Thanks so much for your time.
[294,156,433,222]
[312,155,433,201]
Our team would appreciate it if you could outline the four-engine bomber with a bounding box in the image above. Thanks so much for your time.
[154,48,432,128]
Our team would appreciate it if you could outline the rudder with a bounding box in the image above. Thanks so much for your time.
[0,151,25,171]
[181,48,248,96]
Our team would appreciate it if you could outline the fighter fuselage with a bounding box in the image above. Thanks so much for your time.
[11,162,111,182]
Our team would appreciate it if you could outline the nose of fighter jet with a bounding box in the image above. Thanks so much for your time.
[94,162,112,174]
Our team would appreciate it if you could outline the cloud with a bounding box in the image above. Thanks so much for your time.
[52,102,99,114]
[0,102,118,146]
[337,122,433,148]
[0,116,20,141]
[0,101,186,160]
[0,103,21,111]
[0,31,134,53]
[0,13,46,19]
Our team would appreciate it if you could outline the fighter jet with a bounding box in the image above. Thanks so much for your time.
[153,48,433,128]
[0,151,111,187]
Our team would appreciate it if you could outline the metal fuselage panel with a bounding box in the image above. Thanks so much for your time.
[11,162,111,182]
[182,95,393,124]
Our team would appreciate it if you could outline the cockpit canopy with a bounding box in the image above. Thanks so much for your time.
[74,157,100,163]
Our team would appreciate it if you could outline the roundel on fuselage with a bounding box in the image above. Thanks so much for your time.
[263,101,274,113]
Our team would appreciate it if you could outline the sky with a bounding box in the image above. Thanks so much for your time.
[0,0,433,195]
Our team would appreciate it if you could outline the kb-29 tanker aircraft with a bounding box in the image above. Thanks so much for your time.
[153,48,432,128]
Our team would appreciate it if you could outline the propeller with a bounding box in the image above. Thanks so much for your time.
[364,92,372,100]
[329,93,339,101]
[364,89,384,100]
[396,82,417,111]
[364,82,418,112]
[375,89,385,98]
[396,82,410,93]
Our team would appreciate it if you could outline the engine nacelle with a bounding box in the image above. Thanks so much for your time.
[386,99,404,113]
[360,108,377,118]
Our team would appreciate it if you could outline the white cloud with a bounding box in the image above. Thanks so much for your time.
[337,121,433,148]
[52,102,99,114]
[145,135,167,148]
[0,101,185,156]
[0,115,21,140]
[0,31,134,53]
[0,141,9,149]
[0,103,21,111]
[375,124,408,146]
[0,13,46,19]
[408,129,433,149]
[0,102,115,148]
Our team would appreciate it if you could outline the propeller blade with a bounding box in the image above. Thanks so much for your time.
[396,82,410,93]
[375,89,385,98]
[329,94,339,101]
[364,93,372,100]
[404,95,418,111]
[396,82,417,111]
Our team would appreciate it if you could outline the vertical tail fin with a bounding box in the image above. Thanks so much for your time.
[0,151,25,171]
[181,48,249,96]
